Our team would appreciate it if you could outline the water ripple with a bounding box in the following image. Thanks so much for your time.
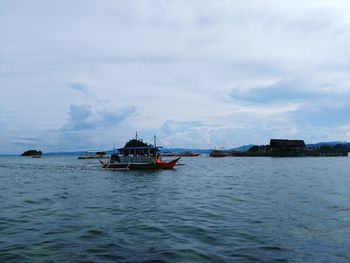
[1,156,350,262]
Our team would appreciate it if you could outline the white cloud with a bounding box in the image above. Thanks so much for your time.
[1,0,350,153]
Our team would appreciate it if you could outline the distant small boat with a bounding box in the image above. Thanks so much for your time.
[78,151,106,159]
[209,150,229,157]
[99,135,180,170]
[176,151,201,157]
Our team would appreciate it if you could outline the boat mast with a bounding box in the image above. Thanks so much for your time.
[154,134,157,147]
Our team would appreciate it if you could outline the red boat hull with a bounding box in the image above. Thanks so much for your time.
[99,157,181,170]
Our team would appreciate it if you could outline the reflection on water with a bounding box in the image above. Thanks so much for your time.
[1,156,350,262]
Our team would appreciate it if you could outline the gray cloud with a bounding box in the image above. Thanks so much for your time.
[69,82,89,93]
[229,75,350,135]
[9,137,40,147]
[62,103,136,132]
[160,119,204,134]
[293,103,350,128]
[230,78,322,103]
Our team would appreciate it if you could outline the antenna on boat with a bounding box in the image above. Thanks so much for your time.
[154,134,157,147]
[136,131,138,141]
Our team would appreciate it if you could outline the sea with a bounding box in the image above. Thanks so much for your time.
[0,156,350,262]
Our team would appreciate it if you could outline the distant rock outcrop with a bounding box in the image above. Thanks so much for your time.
[21,150,42,157]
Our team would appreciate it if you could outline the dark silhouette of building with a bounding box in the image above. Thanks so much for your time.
[269,139,306,152]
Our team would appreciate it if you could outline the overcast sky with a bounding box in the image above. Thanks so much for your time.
[1,0,350,154]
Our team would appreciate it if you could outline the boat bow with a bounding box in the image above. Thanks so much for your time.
[156,157,181,169]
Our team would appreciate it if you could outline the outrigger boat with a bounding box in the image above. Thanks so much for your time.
[78,151,106,159]
[209,150,229,157]
[176,151,200,157]
[99,135,181,170]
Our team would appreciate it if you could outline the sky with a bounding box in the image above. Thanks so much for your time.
[1,0,350,154]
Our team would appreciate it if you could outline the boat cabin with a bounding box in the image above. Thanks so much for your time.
[110,139,163,164]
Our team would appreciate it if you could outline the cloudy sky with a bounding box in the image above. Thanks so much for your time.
[1,0,350,154]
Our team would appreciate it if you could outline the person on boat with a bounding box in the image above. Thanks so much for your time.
[155,153,162,163]
[110,154,120,163]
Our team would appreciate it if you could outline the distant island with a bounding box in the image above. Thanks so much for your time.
[21,150,42,158]
[211,139,349,157]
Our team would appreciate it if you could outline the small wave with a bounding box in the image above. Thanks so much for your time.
[326,205,350,212]
[0,252,30,262]
[79,229,108,241]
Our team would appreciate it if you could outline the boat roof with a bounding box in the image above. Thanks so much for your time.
[118,146,163,150]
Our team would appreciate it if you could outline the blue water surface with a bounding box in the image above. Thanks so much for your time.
[0,156,350,262]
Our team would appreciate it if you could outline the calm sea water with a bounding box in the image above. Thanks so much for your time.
[0,156,350,262]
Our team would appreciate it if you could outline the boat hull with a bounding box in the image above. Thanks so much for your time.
[99,157,181,170]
